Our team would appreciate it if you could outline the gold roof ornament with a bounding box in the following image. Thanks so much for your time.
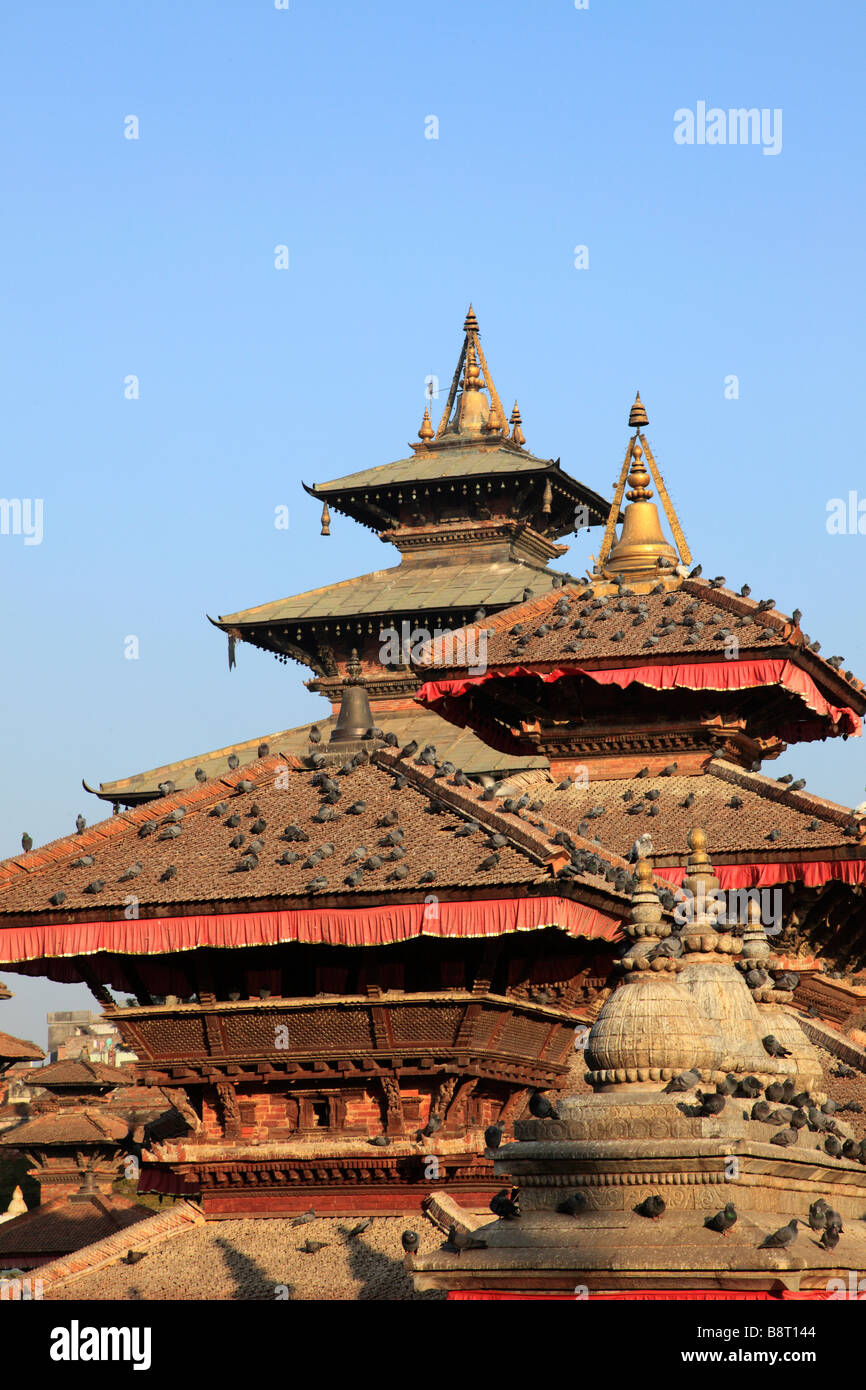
[320,501,331,537]
[628,390,649,430]
[509,401,525,446]
[431,304,510,443]
[594,393,692,591]
[417,406,434,443]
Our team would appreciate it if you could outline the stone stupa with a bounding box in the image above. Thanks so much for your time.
[412,831,866,1296]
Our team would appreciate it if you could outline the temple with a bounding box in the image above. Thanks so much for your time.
[1,321,865,1291]
[88,308,610,807]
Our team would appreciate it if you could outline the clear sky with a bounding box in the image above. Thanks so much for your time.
[2,0,864,1042]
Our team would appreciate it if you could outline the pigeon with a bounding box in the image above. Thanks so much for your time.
[705,1203,738,1236]
[299,1240,328,1254]
[697,1091,726,1117]
[347,1219,372,1239]
[368,1134,391,1147]
[807,1199,829,1231]
[401,1230,419,1253]
[681,793,696,809]
[637,1195,666,1221]
[75,815,86,834]
[419,870,436,885]
[119,862,143,882]
[759,1219,798,1249]
[770,1129,798,1147]
[309,726,322,745]
[138,821,158,838]
[765,1081,784,1104]
[820,1224,841,1250]
[666,1070,701,1094]
[20,832,32,853]
[824,1135,843,1157]
[420,1112,442,1138]
[227,754,240,771]
[291,1209,317,1227]
[528,1092,559,1120]
[490,1188,521,1220]
[72,854,95,868]
[762,1035,792,1058]
[122,1250,147,1265]
[307,877,328,892]
[49,890,67,906]
[160,865,177,882]
[716,1074,739,1097]
[83,879,105,894]
[484,1122,505,1152]
[478,852,501,872]
[557,1192,587,1217]
[444,1225,488,1254]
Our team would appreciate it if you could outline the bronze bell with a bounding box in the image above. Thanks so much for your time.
[329,651,373,744]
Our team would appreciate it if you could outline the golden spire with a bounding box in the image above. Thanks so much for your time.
[417,406,434,443]
[509,401,525,446]
[320,501,331,536]
[594,393,692,589]
[431,304,510,442]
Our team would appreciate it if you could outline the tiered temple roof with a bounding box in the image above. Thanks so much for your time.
[88,308,609,806]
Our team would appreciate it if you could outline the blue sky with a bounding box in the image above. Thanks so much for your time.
[2,0,864,1041]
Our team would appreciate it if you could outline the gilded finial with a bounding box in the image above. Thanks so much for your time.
[625,442,653,503]
[510,401,525,446]
[629,391,649,431]
[418,406,434,442]
[541,478,553,515]
[320,501,331,536]
[463,339,481,390]
[463,304,479,334]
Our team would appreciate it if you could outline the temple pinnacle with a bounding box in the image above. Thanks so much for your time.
[509,401,525,446]
[629,391,649,431]
[418,406,434,442]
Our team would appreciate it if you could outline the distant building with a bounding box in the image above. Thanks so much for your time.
[46,1012,136,1066]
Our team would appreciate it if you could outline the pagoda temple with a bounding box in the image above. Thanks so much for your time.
[415,394,866,964]
[0,666,643,1215]
[86,308,610,807]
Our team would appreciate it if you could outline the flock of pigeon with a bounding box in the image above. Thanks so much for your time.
[493,571,858,685]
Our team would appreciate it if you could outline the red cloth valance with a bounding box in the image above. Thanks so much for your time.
[0,895,621,971]
[417,659,861,738]
[655,859,866,889]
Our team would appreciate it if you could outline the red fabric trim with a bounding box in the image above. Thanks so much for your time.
[655,860,866,889]
[0,896,621,968]
[417,659,861,737]
[448,1289,832,1300]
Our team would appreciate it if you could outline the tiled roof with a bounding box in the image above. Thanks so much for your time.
[89,709,546,805]
[308,443,586,493]
[0,1193,152,1257]
[418,577,866,703]
[501,759,866,865]
[0,1107,129,1146]
[216,556,565,627]
[32,1059,131,1088]
[0,1030,44,1062]
[0,750,633,923]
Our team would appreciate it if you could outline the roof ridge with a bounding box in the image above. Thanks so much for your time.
[707,759,859,826]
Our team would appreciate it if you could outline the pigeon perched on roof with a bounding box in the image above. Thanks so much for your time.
[489,1187,521,1220]
[194,768,207,783]
[75,815,86,834]
[119,862,143,882]
[759,1218,798,1249]
[401,1230,419,1253]
[20,832,32,853]
[762,1035,792,1058]
[49,891,67,906]
[528,1092,559,1120]
[636,1195,666,1221]
[705,1203,738,1236]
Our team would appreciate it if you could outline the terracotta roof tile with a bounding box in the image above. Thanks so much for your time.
[0,750,633,924]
